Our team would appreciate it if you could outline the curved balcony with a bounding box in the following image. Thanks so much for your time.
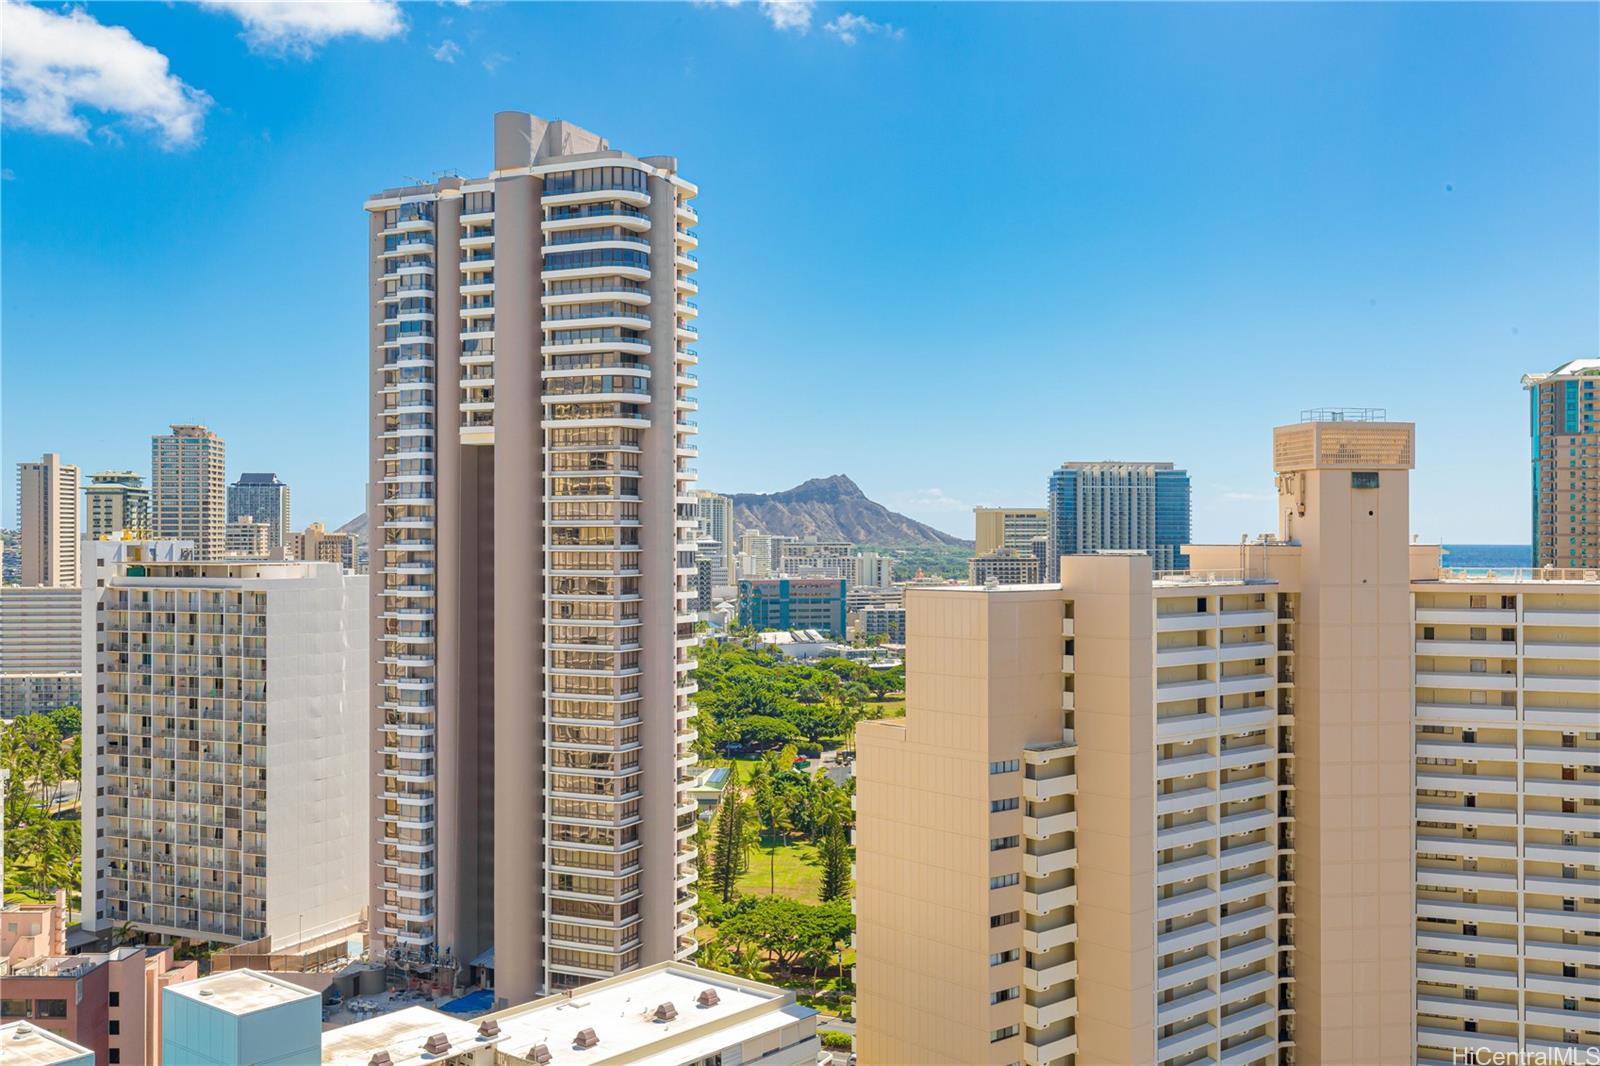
[544,204,650,231]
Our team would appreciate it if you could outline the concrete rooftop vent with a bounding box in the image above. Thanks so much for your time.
[199,989,214,997]
[654,1001,678,1021]
[696,988,720,1008]
[423,1033,451,1055]
[574,1027,599,1049]
[528,1044,553,1064]
[477,1019,501,1039]
[368,1053,393,1066]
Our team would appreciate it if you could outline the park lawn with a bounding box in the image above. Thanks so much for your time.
[736,838,825,901]
[869,697,906,719]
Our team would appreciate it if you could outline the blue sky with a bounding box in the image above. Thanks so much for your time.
[3,1,1596,542]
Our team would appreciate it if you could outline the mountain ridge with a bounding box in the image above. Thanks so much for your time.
[729,475,970,547]
[338,474,971,548]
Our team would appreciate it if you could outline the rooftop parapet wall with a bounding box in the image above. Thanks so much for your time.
[1273,419,1416,471]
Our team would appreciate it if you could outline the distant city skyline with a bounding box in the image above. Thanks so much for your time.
[2,2,1596,543]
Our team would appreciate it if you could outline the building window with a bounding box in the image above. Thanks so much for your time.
[34,999,68,1018]
[990,836,1019,852]
[1351,472,1379,489]
[989,760,1019,775]
[0,1000,26,1018]
[110,1051,121,1065]
[989,911,1019,928]
[990,798,1019,812]
[109,1020,120,1035]
[990,873,1020,889]
[991,1025,1020,1043]
[990,986,1020,1004]
[109,992,120,1008]
[990,949,1020,966]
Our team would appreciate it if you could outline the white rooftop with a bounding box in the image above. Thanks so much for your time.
[322,1005,494,1066]
[167,968,320,1014]
[0,1022,94,1066]
[487,965,801,1066]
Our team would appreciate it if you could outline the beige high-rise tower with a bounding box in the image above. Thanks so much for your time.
[364,112,701,1004]
[17,452,80,587]
[151,425,227,560]
[860,411,1595,1066]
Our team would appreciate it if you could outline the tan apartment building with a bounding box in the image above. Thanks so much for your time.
[969,547,1042,586]
[80,550,368,951]
[364,111,701,1003]
[291,521,358,571]
[1407,564,1599,1062]
[151,425,226,561]
[858,412,1600,1066]
[17,453,80,588]
[1524,358,1600,569]
[84,472,150,540]
[224,516,272,558]
[976,507,1050,555]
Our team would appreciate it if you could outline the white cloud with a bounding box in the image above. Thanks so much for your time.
[200,0,405,57]
[431,39,461,63]
[823,11,903,44]
[0,0,212,148]
[760,0,814,32]
[888,487,970,513]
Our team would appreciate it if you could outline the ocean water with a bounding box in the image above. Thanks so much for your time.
[1440,544,1533,570]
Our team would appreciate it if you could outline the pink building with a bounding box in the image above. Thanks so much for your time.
[0,942,196,1066]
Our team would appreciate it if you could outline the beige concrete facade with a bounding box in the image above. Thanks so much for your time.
[1407,563,1600,1063]
[969,548,1042,586]
[151,425,226,561]
[225,516,272,557]
[17,453,80,588]
[975,507,1050,555]
[857,413,1594,1066]
[291,522,358,570]
[364,112,700,1002]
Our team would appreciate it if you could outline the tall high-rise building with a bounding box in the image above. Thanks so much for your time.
[1046,461,1192,579]
[152,425,226,560]
[81,550,368,949]
[364,111,700,1002]
[695,490,734,585]
[858,413,1600,1066]
[1523,358,1599,568]
[84,471,151,539]
[227,473,292,551]
[974,506,1050,555]
[779,537,852,578]
[17,452,80,587]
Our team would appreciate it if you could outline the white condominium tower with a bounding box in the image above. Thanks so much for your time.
[81,545,368,949]
[857,412,1600,1066]
[365,112,701,1004]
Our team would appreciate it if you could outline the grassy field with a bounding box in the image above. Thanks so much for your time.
[737,837,827,900]
[868,697,906,719]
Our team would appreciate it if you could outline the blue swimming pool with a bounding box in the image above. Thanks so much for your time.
[439,988,495,1015]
